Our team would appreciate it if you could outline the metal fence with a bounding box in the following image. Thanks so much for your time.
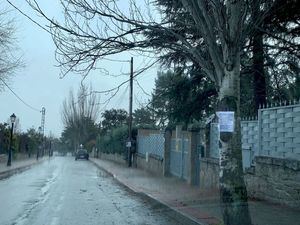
[137,131,164,159]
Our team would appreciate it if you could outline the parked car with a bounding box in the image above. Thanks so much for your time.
[75,149,89,160]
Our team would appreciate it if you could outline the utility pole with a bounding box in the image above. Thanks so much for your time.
[49,140,52,157]
[37,126,42,160]
[127,57,133,167]
[41,107,46,157]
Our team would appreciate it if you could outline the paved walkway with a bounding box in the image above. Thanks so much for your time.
[0,157,46,179]
[90,158,300,225]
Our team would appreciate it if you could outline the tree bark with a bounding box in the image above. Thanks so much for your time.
[218,62,252,225]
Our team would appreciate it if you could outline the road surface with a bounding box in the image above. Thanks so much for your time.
[0,157,181,225]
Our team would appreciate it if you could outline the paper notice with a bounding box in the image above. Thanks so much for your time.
[126,141,132,147]
[216,111,235,132]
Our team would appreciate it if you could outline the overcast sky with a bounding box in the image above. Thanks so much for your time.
[0,1,158,137]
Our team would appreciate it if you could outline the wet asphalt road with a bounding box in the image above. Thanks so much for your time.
[0,157,181,225]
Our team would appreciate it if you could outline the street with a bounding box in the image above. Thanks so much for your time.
[0,157,180,225]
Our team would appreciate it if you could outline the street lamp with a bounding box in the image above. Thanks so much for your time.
[7,113,16,166]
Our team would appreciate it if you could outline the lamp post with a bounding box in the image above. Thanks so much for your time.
[7,113,16,166]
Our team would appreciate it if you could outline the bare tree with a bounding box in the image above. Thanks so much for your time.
[25,1,289,224]
[61,84,100,150]
[0,8,22,91]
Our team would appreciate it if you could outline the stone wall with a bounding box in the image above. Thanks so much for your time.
[0,154,6,163]
[14,153,29,160]
[0,153,31,164]
[199,156,300,208]
[98,153,126,165]
[245,156,300,207]
[199,158,220,189]
[136,153,163,175]
[96,152,163,175]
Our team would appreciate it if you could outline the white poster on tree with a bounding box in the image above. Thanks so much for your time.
[216,111,235,132]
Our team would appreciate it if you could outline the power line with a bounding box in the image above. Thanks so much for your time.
[6,0,53,36]
[77,59,159,103]
[112,83,129,109]
[101,58,131,63]
[134,93,147,108]
[134,79,151,97]
[6,0,159,111]
[0,77,41,112]
[94,59,159,95]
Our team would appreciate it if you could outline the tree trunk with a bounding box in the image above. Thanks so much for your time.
[253,30,267,110]
[218,62,252,225]
[252,0,267,110]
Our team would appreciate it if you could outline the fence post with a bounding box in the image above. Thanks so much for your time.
[163,128,172,176]
[188,128,200,185]
[199,125,206,158]
[258,108,262,156]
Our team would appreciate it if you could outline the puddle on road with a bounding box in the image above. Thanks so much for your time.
[80,189,87,193]
[96,169,110,178]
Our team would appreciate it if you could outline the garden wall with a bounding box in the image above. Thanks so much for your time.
[98,153,126,165]
[199,156,300,208]
[136,153,163,175]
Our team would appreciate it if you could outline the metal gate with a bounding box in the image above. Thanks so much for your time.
[170,137,189,180]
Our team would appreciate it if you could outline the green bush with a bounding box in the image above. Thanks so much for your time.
[97,125,137,154]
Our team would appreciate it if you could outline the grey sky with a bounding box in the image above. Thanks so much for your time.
[0,1,158,137]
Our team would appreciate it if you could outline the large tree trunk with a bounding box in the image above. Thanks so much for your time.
[253,13,267,110]
[218,60,252,225]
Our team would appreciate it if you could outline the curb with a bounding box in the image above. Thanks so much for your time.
[90,158,205,225]
[0,158,47,180]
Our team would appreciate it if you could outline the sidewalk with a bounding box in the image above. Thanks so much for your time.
[90,158,300,225]
[0,157,45,180]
